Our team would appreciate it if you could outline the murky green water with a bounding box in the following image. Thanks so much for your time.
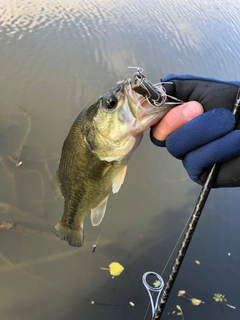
[0,0,240,319]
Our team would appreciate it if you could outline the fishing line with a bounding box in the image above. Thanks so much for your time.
[160,212,193,276]
[91,198,116,252]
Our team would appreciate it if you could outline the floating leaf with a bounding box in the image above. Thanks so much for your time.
[109,262,124,276]
[176,305,182,311]
[129,301,135,307]
[176,305,183,314]
[213,293,227,303]
[191,298,202,306]
[195,260,200,265]
[153,280,161,288]
[178,290,186,297]
[100,262,124,277]
[90,300,95,305]
[213,293,236,309]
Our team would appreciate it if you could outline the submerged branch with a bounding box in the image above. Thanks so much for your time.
[0,202,52,226]
[0,251,55,287]
[0,220,55,241]
[0,249,79,273]
[0,156,17,201]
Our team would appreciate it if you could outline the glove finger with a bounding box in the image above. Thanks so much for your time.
[201,155,240,188]
[183,130,240,185]
[161,74,240,113]
[166,108,235,160]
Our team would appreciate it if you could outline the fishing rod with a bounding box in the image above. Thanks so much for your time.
[152,88,240,319]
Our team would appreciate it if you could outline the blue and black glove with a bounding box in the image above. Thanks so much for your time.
[151,74,240,188]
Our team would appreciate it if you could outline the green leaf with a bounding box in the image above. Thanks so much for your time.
[153,280,161,288]
[213,293,227,303]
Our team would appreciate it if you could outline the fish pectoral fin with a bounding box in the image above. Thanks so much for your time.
[112,165,127,194]
[101,162,112,177]
[50,171,64,200]
[90,196,109,226]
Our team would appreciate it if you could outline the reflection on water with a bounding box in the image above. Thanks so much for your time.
[0,0,240,319]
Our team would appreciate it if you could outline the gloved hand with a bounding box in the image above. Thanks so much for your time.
[151,74,240,187]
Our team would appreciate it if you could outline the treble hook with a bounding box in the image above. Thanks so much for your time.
[128,66,145,78]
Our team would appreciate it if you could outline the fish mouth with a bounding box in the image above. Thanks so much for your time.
[125,81,160,119]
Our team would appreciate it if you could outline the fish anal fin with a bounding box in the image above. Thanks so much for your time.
[112,165,127,194]
[50,171,64,200]
[90,196,109,226]
[53,219,84,247]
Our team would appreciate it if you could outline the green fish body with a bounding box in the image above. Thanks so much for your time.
[51,78,173,247]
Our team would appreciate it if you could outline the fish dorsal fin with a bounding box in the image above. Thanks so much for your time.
[90,196,109,226]
[50,171,64,200]
[112,165,127,194]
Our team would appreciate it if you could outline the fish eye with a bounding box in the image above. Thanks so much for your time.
[106,96,118,109]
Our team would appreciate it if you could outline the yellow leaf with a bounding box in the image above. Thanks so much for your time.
[129,301,135,307]
[177,290,186,297]
[195,260,200,265]
[90,300,95,305]
[191,298,202,306]
[109,262,124,276]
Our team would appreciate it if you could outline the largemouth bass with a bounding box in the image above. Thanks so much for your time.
[51,72,178,247]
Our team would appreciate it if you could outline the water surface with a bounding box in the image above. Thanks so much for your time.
[0,0,240,319]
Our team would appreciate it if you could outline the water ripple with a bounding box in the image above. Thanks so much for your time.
[0,0,240,114]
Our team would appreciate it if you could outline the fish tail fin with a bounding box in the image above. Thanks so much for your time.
[53,219,84,247]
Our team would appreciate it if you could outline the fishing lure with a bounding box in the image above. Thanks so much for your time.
[129,67,183,107]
